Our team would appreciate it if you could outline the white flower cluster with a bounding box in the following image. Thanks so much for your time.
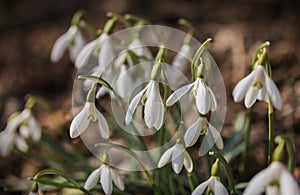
[0,108,41,157]
[49,12,299,195]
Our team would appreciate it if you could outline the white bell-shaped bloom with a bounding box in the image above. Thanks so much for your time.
[75,33,113,71]
[243,161,300,195]
[167,77,217,115]
[232,65,282,109]
[0,109,41,157]
[192,176,229,195]
[158,143,193,174]
[125,80,164,130]
[84,164,125,195]
[184,116,223,156]
[70,102,109,139]
[51,25,85,63]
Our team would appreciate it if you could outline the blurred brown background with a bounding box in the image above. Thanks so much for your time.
[0,0,300,194]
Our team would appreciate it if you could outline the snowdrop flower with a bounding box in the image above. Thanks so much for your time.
[166,77,217,115]
[243,161,300,195]
[158,143,193,174]
[125,80,164,130]
[184,116,223,155]
[192,176,228,195]
[0,129,28,156]
[51,25,85,63]
[84,164,125,195]
[232,65,282,109]
[75,33,113,71]
[0,109,41,157]
[70,100,109,139]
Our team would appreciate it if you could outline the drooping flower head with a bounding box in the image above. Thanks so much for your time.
[243,161,300,195]
[192,159,229,195]
[70,84,109,138]
[157,143,193,174]
[184,116,223,156]
[166,77,217,115]
[0,108,41,157]
[51,25,85,63]
[125,80,164,130]
[192,176,229,195]
[232,65,282,109]
[84,163,125,195]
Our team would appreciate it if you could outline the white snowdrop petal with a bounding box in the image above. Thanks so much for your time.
[28,116,42,142]
[125,87,148,125]
[243,167,271,195]
[183,151,193,173]
[196,80,211,115]
[144,83,164,130]
[84,168,102,190]
[153,94,165,130]
[266,186,280,195]
[184,119,201,147]
[110,169,125,191]
[191,178,212,195]
[69,31,86,62]
[6,110,30,134]
[166,83,193,106]
[99,37,114,74]
[245,86,259,108]
[257,86,268,102]
[101,166,113,195]
[75,39,98,69]
[50,32,70,63]
[279,169,300,195]
[214,178,229,195]
[208,122,224,150]
[96,111,109,139]
[232,71,256,102]
[15,135,29,152]
[144,85,156,128]
[172,145,184,174]
[0,131,14,157]
[158,146,174,168]
[70,104,90,138]
[19,125,29,139]
[265,75,282,110]
[207,86,217,111]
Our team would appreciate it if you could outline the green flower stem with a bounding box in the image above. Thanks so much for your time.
[86,83,96,102]
[103,16,118,34]
[32,168,92,195]
[150,46,166,81]
[275,136,295,173]
[268,99,274,165]
[107,12,132,28]
[71,10,85,26]
[191,38,212,82]
[209,151,235,195]
[187,172,195,191]
[238,108,252,177]
[95,143,162,195]
[252,41,270,67]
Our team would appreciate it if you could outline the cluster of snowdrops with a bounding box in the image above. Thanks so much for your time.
[1,11,299,195]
